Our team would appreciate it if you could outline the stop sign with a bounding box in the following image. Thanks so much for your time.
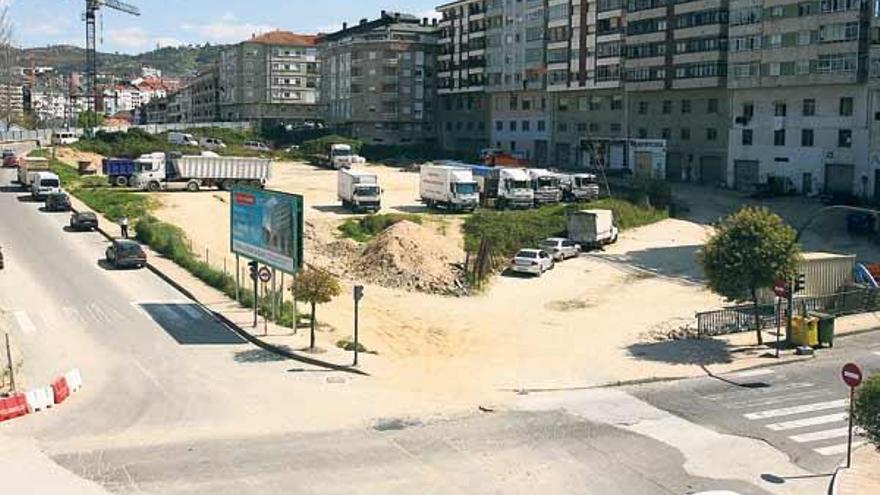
[842,362,863,388]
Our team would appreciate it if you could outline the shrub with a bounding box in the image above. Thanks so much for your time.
[299,134,363,156]
[338,213,422,242]
[855,372,880,449]
[335,338,376,354]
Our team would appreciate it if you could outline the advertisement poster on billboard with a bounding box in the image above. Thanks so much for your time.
[230,186,303,273]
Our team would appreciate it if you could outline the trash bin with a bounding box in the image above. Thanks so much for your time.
[791,315,819,347]
[810,312,836,348]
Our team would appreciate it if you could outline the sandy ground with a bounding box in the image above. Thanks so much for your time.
[53,147,104,173]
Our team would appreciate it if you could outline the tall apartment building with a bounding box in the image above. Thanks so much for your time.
[219,31,319,126]
[437,0,491,155]
[726,0,876,197]
[191,66,220,123]
[319,11,440,145]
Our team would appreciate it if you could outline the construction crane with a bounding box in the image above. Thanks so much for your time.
[84,0,140,136]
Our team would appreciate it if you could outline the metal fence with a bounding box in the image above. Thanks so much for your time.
[696,289,880,337]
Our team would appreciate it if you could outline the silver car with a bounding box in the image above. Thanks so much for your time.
[539,237,581,261]
[509,248,554,276]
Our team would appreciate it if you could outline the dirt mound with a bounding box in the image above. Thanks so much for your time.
[350,221,466,295]
[54,147,104,173]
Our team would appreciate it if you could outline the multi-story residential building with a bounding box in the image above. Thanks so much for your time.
[166,85,193,123]
[319,11,440,145]
[726,0,874,197]
[0,82,25,120]
[437,0,491,155]
[191,66,220,123]
[219,31,320,126]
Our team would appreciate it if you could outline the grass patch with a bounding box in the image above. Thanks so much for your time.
[73,127,283,159]
[337,213,422,242]
[335,337,377,354]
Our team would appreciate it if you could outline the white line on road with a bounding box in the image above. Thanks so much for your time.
[814,441,865,456]
[765,412,848,431]
[12,310,36,334]
[727,369,775,379]
[744,399,848,420]
[789,427,850,443]
[704,382,815,403]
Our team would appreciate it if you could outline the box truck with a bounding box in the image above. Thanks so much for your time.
[338,169,381,212]
[131,153,271,192]
[18,156,50,189]
[567,209,618,249]
[327,143,366,169]
[419,164,479,212]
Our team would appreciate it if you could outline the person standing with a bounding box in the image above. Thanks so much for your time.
[118,216,129,239]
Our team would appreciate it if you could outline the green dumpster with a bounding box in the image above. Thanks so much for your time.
[810,312,835,347]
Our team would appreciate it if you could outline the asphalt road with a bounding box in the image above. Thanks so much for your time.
[0,166,819,494]
[630,330,880,474]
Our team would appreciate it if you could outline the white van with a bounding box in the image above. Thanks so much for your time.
[52,131,79,146]
[168,132,198,146]
[200,137,226,150]
[31,171,61,199]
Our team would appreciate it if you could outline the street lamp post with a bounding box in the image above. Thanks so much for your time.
[353,285,364,366]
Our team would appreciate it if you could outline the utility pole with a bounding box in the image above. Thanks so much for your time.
[5,332,15,392]
[353,285,364,366]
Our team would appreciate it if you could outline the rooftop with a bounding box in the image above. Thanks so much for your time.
[247,30,317,46]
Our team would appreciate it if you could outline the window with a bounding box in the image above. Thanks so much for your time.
[638,128,648,139]
[681,99,691,114]
[819,22,859,43]
[610,123,622,132]
[495,120,503,131]
[796,60,811,75]
[774,129,786,146]
[558,97,570,111]
[558,122,569,132]
[802,129,814,147]
[840,97,853,116]
[577,122,587,132]
[838,129,852,147]
[707,98,719,113]
[662,128,671,139]
[590,97,601,110]
[638,101,649,114]
[768,63,781,76]
[611,96,623,110]
[589,123,600,132]
[798,31,813,46]
[537,120,546,131]
[769,34,782,48]
[522,120,531,131]
[707,128,718,141]
[742,129,753,146]
[816,53,858,74]
[803,99,816,116]
[509,120,517,131]
[774,101,787,117]
[820,0,860,13]
[681,128,691,140]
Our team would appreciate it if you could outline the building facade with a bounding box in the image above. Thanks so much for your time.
[191,66,221,123]
[219,31,320,126]
[319,11,440,145]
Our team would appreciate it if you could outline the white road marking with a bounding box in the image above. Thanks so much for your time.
[814,441,865,456]
[61,306,84,324]
[86,303,110,323]
[12,310,37,334]
[765,412,848,431]
[727,369,775,379]
[789,427,850,443]
[744,399,848,420]
[704,382,814,403]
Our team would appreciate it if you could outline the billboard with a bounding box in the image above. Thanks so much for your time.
[230,186,303,273]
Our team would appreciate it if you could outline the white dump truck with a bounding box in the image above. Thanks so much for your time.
[338,168,381,212]
[561,173,601,202]
[567,209,618,249]
[484,167,534,209]
[327,143,366,170]
[131,153,271,192]
[419,163,479,212]
[528,168,562,206]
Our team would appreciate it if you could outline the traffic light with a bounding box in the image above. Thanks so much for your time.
[354,285,364,302]
[248,261,258,281]
[794,273,806,293]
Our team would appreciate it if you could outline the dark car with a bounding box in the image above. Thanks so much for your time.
[2,149,18,168]
[105,239,147,269]
[70,211,99,231]
[45,192,71,212]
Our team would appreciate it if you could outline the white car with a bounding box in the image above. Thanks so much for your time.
[244,140,271,152]
[509,248,554,276]
[200,137,226,150]
[539,237,581,261]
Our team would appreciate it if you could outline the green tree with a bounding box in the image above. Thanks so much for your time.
[697,207,801,345]
[291,267,342,351]
[855,373,880,449]
[76,111,105,129]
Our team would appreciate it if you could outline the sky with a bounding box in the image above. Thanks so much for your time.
[6,0,443,54]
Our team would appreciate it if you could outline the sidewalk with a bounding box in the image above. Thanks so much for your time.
[836,446,880,494]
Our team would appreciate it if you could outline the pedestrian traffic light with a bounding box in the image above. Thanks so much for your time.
[248,261,258,280]
[794,273,805,293]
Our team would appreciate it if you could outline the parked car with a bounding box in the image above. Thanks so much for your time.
[200,137,226,151]
[244,140,271,152]
[105,239,147,269]
[70,211,99,231]
[2,149,18,168]
[44,192,71,212]
[509,248,554,277]
[539,237,581,261]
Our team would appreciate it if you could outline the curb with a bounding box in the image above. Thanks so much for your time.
[828,465,842,495]
[68,203,368,376]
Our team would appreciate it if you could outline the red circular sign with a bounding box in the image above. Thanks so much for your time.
[842,362,863,388]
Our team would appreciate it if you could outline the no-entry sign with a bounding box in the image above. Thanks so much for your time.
[258,266,272,283]
[842,362,863,388]
[773,279,788,298]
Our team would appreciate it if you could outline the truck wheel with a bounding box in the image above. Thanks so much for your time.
[221,179,234,191]
[147,181,160,192]
[186,181,200,192]
[114,176,129,187]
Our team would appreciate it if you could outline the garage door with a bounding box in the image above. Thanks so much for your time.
[666,152,682,181]
[734,160,760,191]
[825,163,854,195]
[699,156,725,186]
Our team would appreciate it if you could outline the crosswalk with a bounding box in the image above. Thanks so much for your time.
[708,370,866,457]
